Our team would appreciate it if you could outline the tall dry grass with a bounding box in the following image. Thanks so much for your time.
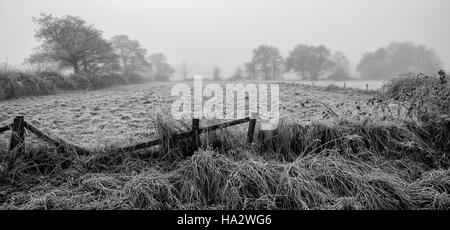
[1,71,449,209]
[0,113,448,210]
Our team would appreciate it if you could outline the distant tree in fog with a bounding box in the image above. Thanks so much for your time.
[231,67,244,80]
[213,67,221,81]
[356,48,391,80]
[246,45,284,80]
[110,35,150,76]
[148,53,175,81]
[27,13,118,74]
[285,44,333,80]
[357,42,443,80]
[180,62,188,80]
[244,62,257,80]
[309,46,334,80]
[327,52,351,81]
[285,44,310,79]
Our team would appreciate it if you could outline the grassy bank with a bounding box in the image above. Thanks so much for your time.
[0,117,448,210]
[0,72,448,210]
[0,67,149,101]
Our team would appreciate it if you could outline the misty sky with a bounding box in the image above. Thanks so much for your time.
[0,0,449,77]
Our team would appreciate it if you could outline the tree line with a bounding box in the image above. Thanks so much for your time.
[27,13,175,82]
[25,13,445,82]
[228,43,443,81]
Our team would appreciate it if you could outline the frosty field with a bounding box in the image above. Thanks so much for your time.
[0,81,448,210]
[0,81,373,149]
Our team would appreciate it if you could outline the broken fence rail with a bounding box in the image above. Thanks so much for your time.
[1,116,91,155]
[0,124,10,134]
[24,121,91,155]
[2,114,258,156]
[117,115,257,153]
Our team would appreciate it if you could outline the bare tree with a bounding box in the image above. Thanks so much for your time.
[357,42,443,80]
[285,44,333,80]
[149,53,175,81]
[246,45,284,80]
[110,35,150,76]
[285,44,310,79]
[328,52,351,81]
[27,13,118,74]
[245,62,257,80]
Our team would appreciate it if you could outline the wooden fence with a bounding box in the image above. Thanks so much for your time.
[0,113,258,159]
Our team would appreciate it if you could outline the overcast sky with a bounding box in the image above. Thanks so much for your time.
[0,0,449,76]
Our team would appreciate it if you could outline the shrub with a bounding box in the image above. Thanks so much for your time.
[383,72,450,123]
[67,73,90,89]
[0,72,17,99]
[39,71,74,90]
[0,66,148,101]
[89,73,115,89]
[0,69,59,100]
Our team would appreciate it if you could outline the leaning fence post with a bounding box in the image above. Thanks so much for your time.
[192,118,200,153]
[8,116,25,171]
[9,116,25,152]
[247,113,257,144]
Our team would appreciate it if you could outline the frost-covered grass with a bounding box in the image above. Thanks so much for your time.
[0,81,448,210]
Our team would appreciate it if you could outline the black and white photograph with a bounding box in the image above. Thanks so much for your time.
[0,0,449,221]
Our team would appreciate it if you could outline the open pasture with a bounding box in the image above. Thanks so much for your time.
[0,81,374,149]
[1,81,448,210]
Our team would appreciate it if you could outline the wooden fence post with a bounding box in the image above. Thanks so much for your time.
[192,118,200,153]
[366,84,369,92]
[9,116,25,152]
[247,113,257,144]
[8,116,25,171]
